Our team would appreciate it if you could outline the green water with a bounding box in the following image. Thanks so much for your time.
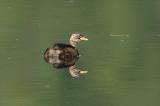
[0,0,160,106]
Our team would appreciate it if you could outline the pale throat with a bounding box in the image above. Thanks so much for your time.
[70,40,78,47]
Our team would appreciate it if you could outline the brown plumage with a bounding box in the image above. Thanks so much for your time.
[44,43,79,68]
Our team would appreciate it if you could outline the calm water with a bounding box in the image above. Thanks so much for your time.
[0,0,160,106]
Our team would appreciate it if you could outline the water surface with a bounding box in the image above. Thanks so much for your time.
[0,0,160,106]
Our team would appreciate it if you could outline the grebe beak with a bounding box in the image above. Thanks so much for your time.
[80,36,88,41]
